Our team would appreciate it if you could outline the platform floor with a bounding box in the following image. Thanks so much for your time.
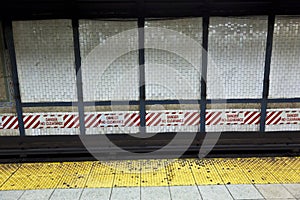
[0,157,299,199]
[0,183,300,200]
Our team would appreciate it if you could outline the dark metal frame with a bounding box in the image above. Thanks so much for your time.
[260,15,275,132]
[1,6,300,136]
[3,19,25,136]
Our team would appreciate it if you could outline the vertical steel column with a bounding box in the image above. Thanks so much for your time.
[200,16,209,133]
[72,19,86,135]
[3,20,25,136]
[260,15,275,132]
[138,17,146,134]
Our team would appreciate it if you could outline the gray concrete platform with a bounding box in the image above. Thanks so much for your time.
[0,184,299,200]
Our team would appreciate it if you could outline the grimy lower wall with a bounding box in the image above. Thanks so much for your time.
[0,16,299,135]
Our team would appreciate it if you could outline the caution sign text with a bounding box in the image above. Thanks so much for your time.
[99,114,124,127]
[281,112,300,124]
[161,113,184,125]
[40,115,64,128]
[221,112,244,124]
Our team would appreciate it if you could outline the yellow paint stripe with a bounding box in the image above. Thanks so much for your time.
[0,157,299,190]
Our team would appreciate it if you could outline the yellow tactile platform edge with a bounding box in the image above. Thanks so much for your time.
[0,157,299,190]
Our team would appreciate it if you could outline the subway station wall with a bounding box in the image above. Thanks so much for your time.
[0,16,299,135]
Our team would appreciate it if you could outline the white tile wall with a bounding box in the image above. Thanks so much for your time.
[26,128,80,136]
[269,16,300,98]
[145,18,202,100]
[13,20,77,102]
[0,129,20,136]
[79,20,139,101]
[207,16,267,99]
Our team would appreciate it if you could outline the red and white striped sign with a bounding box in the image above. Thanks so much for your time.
[206,110,260,125]
[0,115,18,129]
[0,109,299,130]
[146,111,200,126]
[84,112,140,128]
[266,110,300,125]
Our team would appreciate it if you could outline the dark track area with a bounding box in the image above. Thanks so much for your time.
[0,131,299,163]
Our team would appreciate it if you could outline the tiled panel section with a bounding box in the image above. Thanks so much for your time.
[145,18,202,100]
[147,125,199,133]
[206,109,261,132]
[269,16,300,98]
[265,108,300,131]
[24,112,80,136]
[13,20,77,102]
[79,20,139,101]
[207,16,267,99]
[0,24,8,102]
[26,128,80,136]
[0,24,19,136]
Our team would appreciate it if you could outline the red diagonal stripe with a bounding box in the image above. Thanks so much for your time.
[267,111,282,125]
[128,114,140,127]
[148,113,161,126]
[243,112,257,124]
[25,115,40,129]
[6,118,18,129]
[205,112,214,121]
[187,113,200,126]
[206,112,222,125]
[249,113,261,125]
[185,112,198,125]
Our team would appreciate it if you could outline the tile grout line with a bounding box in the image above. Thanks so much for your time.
[16,190,26,200]
[108,161,117,200]
[78,161,96,200]
[252,184,267,200]
[211,159,236,200]
[187,159,204,200]
[47,162,82,200]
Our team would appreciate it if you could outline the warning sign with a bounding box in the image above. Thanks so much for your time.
[161,113,184,125]
[40,115,64,128]
[99,114,124,127]
[281,112,300,124]
[0,116,2,129]
[221,112,244,124]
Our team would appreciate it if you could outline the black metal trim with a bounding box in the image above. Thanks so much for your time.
[200,15,209,133]
[72,19,86,135]
[138,17,146,133]
[260,15,275,132]
[1,1,300,20]
[145,100,201,105]
[268,98,300,103]
[3,19,25,136]
[21,98,300,108]
[22,102,75,107]
[85,101,140,106]
[207,99,261,104]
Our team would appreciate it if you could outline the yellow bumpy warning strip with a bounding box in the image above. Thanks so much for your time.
[0,157,299,190]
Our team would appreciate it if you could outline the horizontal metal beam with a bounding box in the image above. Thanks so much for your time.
[1,1,300,20]
[21,98,300,108]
